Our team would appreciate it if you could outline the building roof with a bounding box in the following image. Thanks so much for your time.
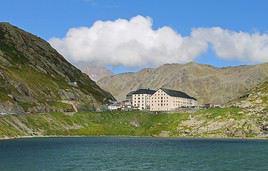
[160,88,197,100]
[132,89,156,95]
[126,91,136,97]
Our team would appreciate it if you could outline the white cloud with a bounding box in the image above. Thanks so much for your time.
[49,15,268,67]
[191,27,268,62]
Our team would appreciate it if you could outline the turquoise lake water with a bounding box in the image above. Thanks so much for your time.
[0,137,268,171]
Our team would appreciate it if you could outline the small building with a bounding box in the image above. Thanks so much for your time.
[149,88,197,111]
[121,100,132,111]
[108,103,121,111]
[132,89,156,110]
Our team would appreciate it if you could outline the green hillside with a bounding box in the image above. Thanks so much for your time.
[0,108,265,139]
[0,22,114,114]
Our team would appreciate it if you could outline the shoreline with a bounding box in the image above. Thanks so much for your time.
[1,135,268,141]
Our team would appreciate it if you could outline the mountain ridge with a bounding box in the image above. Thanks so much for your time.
[97,62,268,104]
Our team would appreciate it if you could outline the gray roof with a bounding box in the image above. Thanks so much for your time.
[132,89,156,95]
[126,91,136,96]
[160,88,197,100]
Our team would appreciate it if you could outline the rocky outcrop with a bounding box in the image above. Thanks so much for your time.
[0,101,25,114]
[229,81,268,136]
[233,81,268,112]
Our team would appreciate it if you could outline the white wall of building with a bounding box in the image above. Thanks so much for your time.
[149,89,198,111]
[132,93,152,110]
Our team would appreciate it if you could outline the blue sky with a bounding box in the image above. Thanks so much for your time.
[1,0,268,73]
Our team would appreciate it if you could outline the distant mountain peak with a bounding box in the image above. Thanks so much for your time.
[76,64,113,81]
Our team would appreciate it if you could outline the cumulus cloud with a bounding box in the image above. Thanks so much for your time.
[191,27,268,62]
[49,15,268,67]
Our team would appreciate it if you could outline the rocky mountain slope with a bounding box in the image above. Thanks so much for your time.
[97,62,268,104]
[233,81,268,110]
[0,22,114,114]
[232,81,268,132]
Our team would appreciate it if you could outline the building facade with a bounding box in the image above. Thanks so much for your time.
[132,89,156,110]
[149,88,197,111]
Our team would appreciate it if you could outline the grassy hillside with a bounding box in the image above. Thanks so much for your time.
[0,108,265,139]
[0,22,114,114]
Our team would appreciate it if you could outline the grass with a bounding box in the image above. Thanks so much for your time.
[47,101,74,112]
[0,108,254,139]
[196,107,242,119]
[0,111,190,137]
[17,101,36,111]
[0,91,10,101]
[8,66,67,99]
[0,40,29,65]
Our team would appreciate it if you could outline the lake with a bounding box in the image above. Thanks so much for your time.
[0,137,267,171]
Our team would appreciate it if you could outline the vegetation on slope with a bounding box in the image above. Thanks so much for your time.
[0,107,265,139]
[0,22,114,113]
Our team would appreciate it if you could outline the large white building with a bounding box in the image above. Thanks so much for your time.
[132,89,156,110]
[149,88,197,111]
[130,88,197,111]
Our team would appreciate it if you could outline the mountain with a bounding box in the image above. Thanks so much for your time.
[77,64,113,81]
[1,71,268,138]
[0,22,114,114]
[97,62,268,104]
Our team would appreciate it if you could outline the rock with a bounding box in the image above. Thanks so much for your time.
[256,99,263,104]
[0,101,25,114]
[158,131,170,137]
[129,120,140,127]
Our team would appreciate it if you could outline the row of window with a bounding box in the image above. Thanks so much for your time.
[151,104,168,106]
[133,104,145,107]
[133,94,147,97]
[133,101,144,103]
[152,100,169,103]
[151,97,168,99]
